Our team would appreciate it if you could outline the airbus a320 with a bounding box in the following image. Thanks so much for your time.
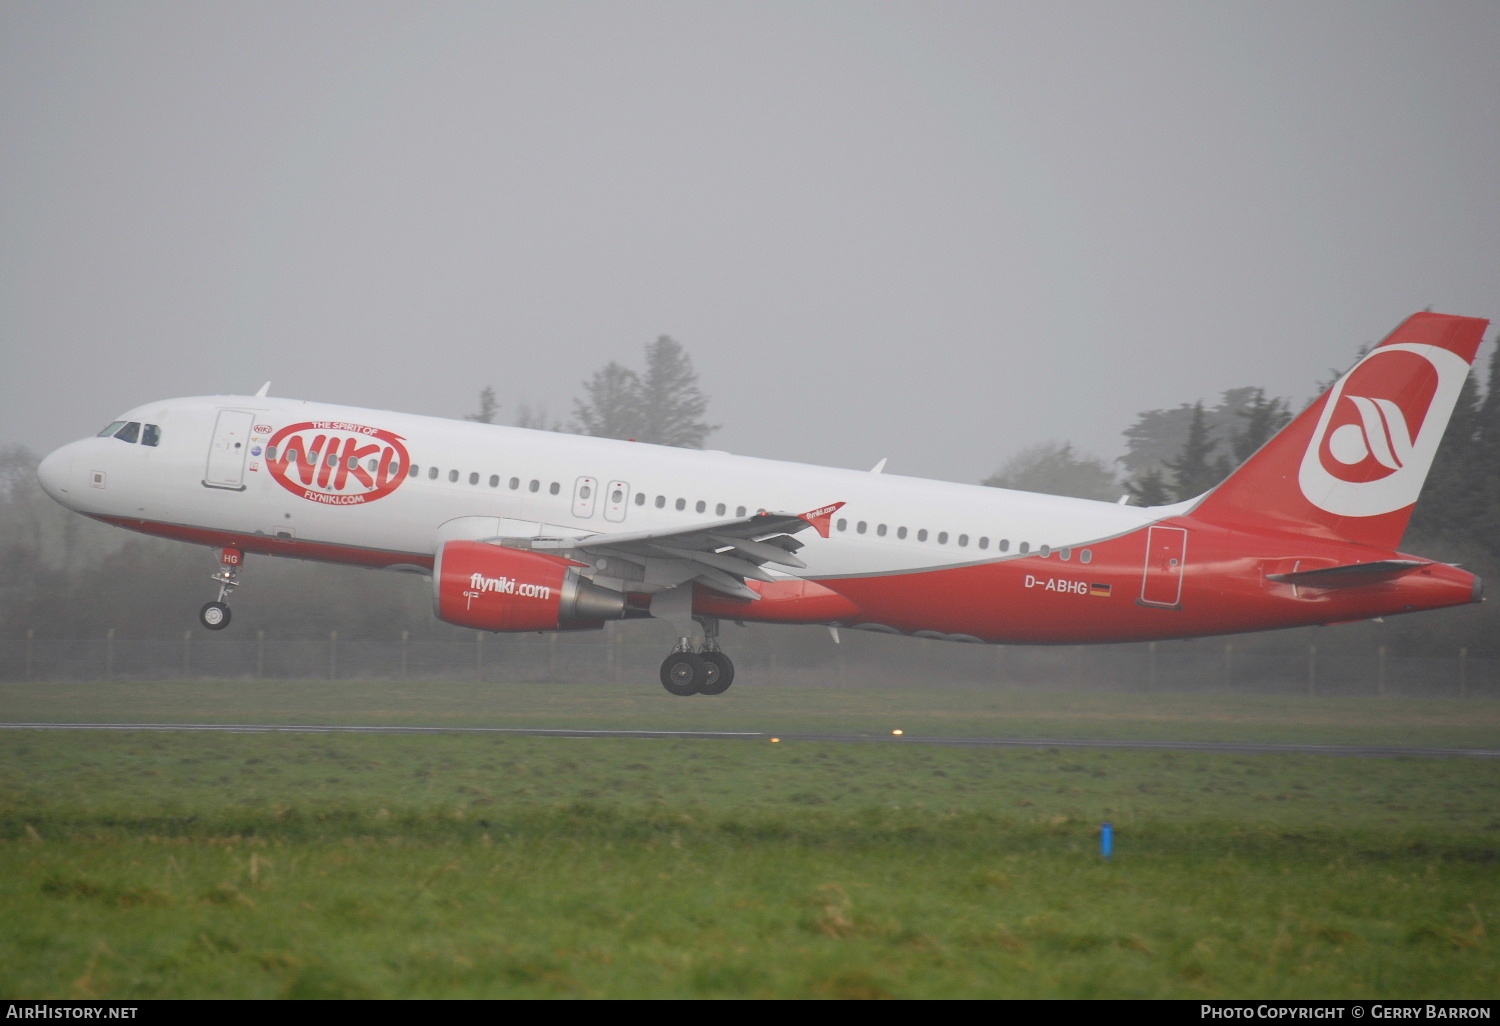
[36,312,1487,695]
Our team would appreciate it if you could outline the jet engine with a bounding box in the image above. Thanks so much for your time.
[433,540,628,631]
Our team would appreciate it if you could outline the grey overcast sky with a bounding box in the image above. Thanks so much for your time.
[3,1,1496,484]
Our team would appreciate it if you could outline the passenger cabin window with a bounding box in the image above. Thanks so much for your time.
[675,498,686,511]
[428,467,439,480]
[468,472,479,485]
[736,506,746,517]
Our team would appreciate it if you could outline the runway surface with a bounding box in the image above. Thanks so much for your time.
[3,721,1497,758]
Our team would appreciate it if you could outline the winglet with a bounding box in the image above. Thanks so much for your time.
[255,382,271,398]
[798,501,845,539]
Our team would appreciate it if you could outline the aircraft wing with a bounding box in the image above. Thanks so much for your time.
[529,503,843,601]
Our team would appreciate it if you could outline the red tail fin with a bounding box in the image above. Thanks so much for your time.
[1192,312,1487,549]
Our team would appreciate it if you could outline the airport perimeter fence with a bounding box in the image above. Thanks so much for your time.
[0,627,1494,698]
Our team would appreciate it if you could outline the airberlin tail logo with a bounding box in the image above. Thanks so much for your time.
[266,421,410,505]
[1298,343,1468,518]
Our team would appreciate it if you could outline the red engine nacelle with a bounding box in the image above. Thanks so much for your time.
[433,541,628,631]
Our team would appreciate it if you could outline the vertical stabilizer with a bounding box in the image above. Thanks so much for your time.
[1191,312,1487,549]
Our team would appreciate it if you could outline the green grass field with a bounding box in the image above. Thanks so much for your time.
[2,680,1497,998]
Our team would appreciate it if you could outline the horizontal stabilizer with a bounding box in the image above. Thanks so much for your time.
[1267,559,1430,586]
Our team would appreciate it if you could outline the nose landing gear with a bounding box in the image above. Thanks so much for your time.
[199,547,242,631]
[657,617,736,696]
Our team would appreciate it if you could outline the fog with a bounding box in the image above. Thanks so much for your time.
[4,1,1497,483]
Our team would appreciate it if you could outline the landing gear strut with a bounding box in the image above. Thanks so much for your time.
[658,617,735,696]
[199,547,242,631]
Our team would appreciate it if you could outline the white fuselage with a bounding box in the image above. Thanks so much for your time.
[40,393,1157,580]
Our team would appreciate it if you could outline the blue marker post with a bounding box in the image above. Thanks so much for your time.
[1101,822,1114,861]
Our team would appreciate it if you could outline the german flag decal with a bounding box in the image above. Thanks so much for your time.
[1090,583,1113,597]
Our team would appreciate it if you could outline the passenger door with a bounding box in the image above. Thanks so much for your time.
[204,409,256,490]
[1139,525,1187,608]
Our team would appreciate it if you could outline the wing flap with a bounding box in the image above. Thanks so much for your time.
[530,502,841,597]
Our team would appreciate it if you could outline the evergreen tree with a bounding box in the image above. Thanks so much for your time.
[463,386,499,424]
[1473,339,1500,558]
[572,362,645,441]
[1230,388,1292,462]
[1408,368,1484,541]
[982,441,1119,501]
[572,337,718,447]
[636,336,717,448]
[1119,388,1290,483]
[1163,401,1223,500]
[1124,467,1173,507]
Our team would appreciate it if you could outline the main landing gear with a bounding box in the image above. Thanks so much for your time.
[658,618,735,697]
[199,547,242,631]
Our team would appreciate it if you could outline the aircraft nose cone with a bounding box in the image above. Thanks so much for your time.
[36,445,73,502]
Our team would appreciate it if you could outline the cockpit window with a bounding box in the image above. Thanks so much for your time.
[114,422,141,444]
[97,421,126,438]
[142,424,161,447]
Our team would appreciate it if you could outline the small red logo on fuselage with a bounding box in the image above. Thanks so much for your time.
[266,421,410,506]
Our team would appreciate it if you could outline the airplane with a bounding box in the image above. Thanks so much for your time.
[36,311,1487,696]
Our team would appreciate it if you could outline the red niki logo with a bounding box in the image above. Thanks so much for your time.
[266,421,410,506]
[1299,343,1465,518]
